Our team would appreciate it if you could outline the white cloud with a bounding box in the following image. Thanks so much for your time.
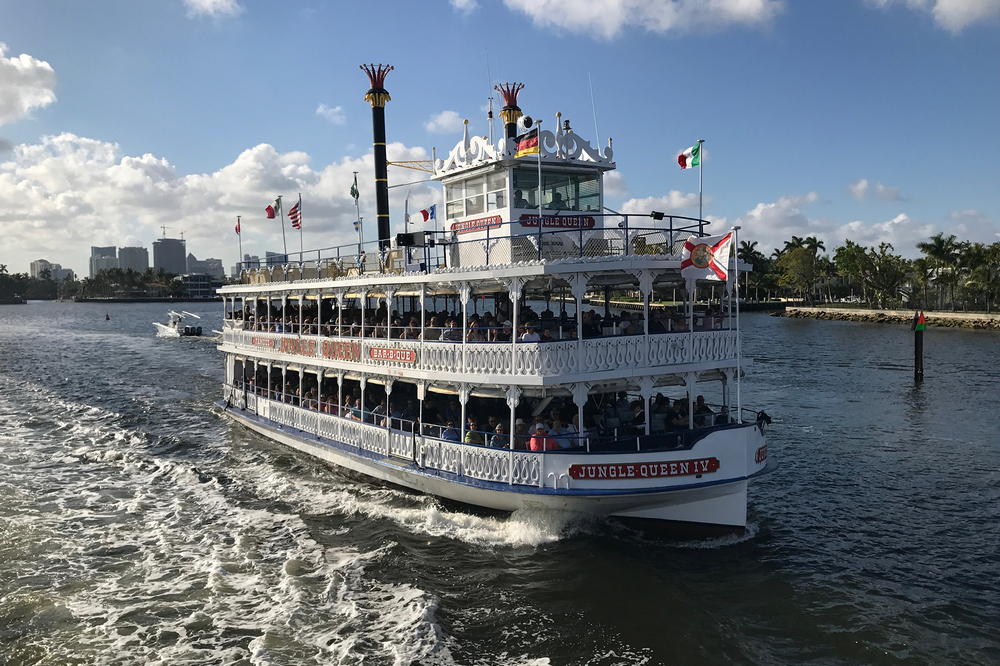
[847,178,904,201]
[0,133,436,274]
[0,43,57,126]
[620,190,705,214]
[424,110,465,134]
[184,0,244,18]
[948,209,1000,242]
[603,171,628,197]
[451,0,479,15]
[875,182,902,201]
[848,178,869,200]
[316,103,346,125]
[866,0,1000,31]
[502,0,784,39]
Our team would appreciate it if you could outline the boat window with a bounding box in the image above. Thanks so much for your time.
[445,182,464,220]
[512,169,600,212]
[486,171,506,211]
[465,176,485,216]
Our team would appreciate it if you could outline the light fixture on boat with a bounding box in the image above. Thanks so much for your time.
[650,211,665,220]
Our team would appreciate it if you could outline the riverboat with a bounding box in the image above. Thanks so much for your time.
[216,67,775,535]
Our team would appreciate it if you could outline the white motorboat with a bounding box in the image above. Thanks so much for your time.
[154,310,203,338]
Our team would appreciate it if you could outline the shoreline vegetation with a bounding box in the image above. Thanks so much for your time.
[782,307,1000,330]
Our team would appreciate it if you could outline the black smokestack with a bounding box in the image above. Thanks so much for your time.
[361,63,393,248]
[495,82,524,142]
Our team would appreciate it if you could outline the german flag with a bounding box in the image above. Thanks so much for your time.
[515,128,539,158]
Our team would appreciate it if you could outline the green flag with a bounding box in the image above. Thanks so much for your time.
[350,175,359,202]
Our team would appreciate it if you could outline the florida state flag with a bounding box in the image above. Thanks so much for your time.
[680,232,733,282]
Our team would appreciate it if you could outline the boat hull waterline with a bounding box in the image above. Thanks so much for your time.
[218,397,772,532]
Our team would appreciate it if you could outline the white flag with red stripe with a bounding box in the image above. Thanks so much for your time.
[680,232,733,282]
[288,201,302,229]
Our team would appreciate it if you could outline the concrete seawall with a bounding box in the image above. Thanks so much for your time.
[782,307,1000,330]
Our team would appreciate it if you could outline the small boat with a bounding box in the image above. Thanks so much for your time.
[154,310,203,338]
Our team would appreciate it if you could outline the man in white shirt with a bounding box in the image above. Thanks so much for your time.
[520,322,541,342]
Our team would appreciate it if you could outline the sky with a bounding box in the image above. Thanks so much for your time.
[1,0,999,276]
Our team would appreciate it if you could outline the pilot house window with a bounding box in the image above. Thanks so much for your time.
[445,172,507,220]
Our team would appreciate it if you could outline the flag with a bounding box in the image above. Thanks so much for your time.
[235,218,240,234]
[678,143,701,169]
[350,175,359,202]
[265,198,281,219]
[416,205,436,224]
[680,232,733,281]
[515,128,539,158]
[288,202,302,229]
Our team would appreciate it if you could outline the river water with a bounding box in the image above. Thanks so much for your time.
[1,302,997,665]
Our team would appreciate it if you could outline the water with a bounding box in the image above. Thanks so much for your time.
[1,302,998,665]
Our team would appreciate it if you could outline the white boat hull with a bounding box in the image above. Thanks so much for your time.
[218,396,774,534]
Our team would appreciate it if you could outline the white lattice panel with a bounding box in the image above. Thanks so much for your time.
[511,452,541,486]
[461,447,510,483]
[389,431,413,459]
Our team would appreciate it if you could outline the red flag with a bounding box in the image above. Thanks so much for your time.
[235,218,241,235]
[288,202,301,230]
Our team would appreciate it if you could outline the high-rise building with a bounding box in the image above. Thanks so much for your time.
[118,246,149,273]
[186,252,225,278]
[152,238,186,275]
[89,246,118,277]
[30,259,74,281]
[232,254,260,277]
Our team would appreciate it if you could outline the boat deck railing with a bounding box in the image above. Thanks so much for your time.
[223,384,762,489]
[234,213,711,284]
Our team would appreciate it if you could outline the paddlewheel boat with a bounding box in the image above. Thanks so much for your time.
[216,68,775,534]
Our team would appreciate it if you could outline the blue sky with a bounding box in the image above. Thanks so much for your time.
[1,0,998,275]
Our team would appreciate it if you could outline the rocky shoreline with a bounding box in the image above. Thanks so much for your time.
[781,307,1000,330]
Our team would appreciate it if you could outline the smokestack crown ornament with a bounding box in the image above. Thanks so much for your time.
[495,82,524,141]
[361,64,394,247]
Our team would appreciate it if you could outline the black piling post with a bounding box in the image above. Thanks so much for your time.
[912,310,925,382]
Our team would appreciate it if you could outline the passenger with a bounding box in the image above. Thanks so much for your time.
[441,421,460,441]
[487,415,500,433]
[540,328,554,342]
[513,418,529,449]
[694,395,714,427]
[714,406,730,426]
[630,400,646,435]
[512,189,529,208]
[570,413,588,447]
[422,316,442,340]
[493,321,513,342]
[489,423,509,448]
[520,323,541,342]
[467,321,485,342]
[465,418,485,445]
[529,423,558,451]
[669,399,689,429]
[549,418,572,447]
[445,400,462,423]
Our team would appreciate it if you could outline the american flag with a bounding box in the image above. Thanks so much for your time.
[288,201,302,229]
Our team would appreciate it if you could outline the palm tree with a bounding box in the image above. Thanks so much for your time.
[916,233,959,309]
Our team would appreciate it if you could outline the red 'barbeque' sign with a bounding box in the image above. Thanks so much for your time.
[369,347,417,363]
[568,457,719,480]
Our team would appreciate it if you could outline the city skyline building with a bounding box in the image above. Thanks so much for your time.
[186,252,225,278]
[118,246,150,273]
[89,246,118,278]
[30,259,74,281]
[153,238,186,275]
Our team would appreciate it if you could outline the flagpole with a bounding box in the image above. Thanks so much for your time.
[535,120,543,259]
[237,215,243,272]
[698,138,705,227]
[353,170,363,253]
[277,195,287,260]
[734,224,742,424]
[297,192,303,262]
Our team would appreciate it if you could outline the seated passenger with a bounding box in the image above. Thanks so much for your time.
[489,424,509,448]
[520,323,540,342]
[693,395,714,427]
[441,421,460,441]
[464,418,485,445]
[630,400,646,435]
[512,189,529,209]
[669,399,689,429]
[528,423,558,451]
[540,328,554,342]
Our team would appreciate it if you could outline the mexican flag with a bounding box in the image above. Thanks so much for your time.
[678,143,701,170]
